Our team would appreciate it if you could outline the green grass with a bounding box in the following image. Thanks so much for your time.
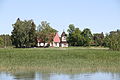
[0,48,120,73]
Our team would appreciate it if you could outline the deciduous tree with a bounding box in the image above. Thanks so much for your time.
[93,32,104,46]
[11,18,36,48]
[81,28,93,46]
[67,24,84,46]
[37,21,57,46]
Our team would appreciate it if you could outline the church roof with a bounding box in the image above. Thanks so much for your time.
[53,33,60,42]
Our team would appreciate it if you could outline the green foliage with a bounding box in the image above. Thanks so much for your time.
[103,30,120,51]
[11,18,36,48]
[67,25,93,46]
[0,34,12,47]
[81,28,93,46]
[67,24,75,34]
[67,24,119,50]
[72,28,82,46]
[93,32,104,46]
[67,24,75,46]
[103,34,110,47]
[67,24,84,46]
[37,21,57,44]
[109,30,120,51]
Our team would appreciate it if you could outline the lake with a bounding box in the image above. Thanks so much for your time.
[0,72,120,80]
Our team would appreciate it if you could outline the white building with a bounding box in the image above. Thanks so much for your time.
[60,31,68,47]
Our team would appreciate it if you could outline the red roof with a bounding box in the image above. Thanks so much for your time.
[53,33,60,42]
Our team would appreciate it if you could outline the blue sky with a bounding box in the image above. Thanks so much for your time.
[0,0,120,35]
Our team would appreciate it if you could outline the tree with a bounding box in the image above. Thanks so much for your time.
[67,24,75,34]
[81,28,93,46]
[67,24,76,46]
[37,21,57,46]
[11,18,21,47]
[103,34,110,47]
[72,28,83,46]
[67,24,84,46]
[11,18,36,48]
[28,21,37,47]
[93,32,104,46]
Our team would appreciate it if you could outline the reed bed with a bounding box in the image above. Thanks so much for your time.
[0,48,120,73]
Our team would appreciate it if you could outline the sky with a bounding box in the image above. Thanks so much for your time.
[0,0,120,35]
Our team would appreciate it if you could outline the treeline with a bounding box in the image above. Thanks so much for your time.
[0,34,12,48]
[67,24,120,51]
[0,18,120,51]
[67,24,104,47]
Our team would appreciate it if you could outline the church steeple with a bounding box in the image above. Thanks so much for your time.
[60,31,68,47]
[61,31,67,42]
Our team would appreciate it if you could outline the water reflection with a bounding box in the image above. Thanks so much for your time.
[0,72,120,80]
[13,72,35,80]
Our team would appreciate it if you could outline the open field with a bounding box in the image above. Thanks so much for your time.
[0,47,120,73]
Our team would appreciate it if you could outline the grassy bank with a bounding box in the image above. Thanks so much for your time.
[0,48,120,73]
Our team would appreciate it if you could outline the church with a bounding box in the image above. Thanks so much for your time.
[37,31,68,47]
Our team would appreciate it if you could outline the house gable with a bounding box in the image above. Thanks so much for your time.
[53,33,60,43]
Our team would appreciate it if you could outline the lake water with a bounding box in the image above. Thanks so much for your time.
[0,72,120,80]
